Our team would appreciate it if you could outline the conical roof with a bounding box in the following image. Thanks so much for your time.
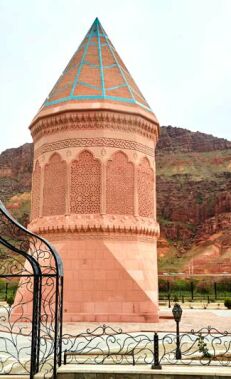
[34,18,158,124]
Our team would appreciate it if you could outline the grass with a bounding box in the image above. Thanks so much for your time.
[156,149,231,179]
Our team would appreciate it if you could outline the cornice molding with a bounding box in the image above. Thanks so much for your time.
[28,214,160,238]
[30,110,159,142]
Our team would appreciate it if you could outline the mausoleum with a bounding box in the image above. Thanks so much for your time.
[28,18,160,322]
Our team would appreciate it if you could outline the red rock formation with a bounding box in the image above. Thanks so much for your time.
[157,126,231,153]
[0,143,33,202]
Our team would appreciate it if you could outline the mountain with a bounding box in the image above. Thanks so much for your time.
[156,126,231,275]
[0,143,33,225]
[0,126,231,274]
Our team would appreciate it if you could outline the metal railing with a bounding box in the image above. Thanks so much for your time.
[62,304,231,368]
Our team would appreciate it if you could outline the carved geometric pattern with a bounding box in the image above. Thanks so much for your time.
[34,232,158,242]
[31,160,41,219]
[43,153,67,216]
[106,151,134,215]
[70,151,101,214]
[34,137,154,159]
[30,111,158,143]
[137,157,154,218]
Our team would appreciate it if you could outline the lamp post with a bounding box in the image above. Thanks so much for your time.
[172,303,183,360]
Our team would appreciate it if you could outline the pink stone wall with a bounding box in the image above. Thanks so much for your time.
[41,233,158,322]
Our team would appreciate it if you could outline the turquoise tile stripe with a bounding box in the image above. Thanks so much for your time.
[102,22,135,102]
[96,18,105,96]
[70,21,94,96]
[44,18,153,113]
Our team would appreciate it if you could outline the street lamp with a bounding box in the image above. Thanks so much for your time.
[172,303,183,359]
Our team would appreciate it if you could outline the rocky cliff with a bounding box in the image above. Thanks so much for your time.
[157,126,231,153]
[0,126,230,274]
[0,143,33,225]
[0,143,33,203]
[156,126,231,274]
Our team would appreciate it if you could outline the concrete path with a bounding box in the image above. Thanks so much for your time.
[56,364,231,378]
[62,307,231,334]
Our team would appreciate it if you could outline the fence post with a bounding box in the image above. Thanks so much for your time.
[64,351,67,365]
[214,282,217,300]
[151,332,162,369]
[190,281,194,301]
[167,280,170,294]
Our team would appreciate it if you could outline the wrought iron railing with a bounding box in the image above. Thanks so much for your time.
[0,201,63,379]
[159,326,231,366]
[62,315,231,368]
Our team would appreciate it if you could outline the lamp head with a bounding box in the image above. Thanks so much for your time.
[172,303,183,322]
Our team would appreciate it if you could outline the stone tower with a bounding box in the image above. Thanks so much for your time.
[29,18,160,322]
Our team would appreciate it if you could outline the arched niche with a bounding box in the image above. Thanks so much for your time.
[43,153,67,216]
[106,151,134,215]
[70,150,101,214]
[31,160,41,220]
[137,157,154,218]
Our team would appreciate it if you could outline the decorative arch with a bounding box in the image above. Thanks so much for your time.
[31,160,41,220]
[70,150,101,214]
[43,153,67,216]
[106,151,134,215]
[137,157,154,218]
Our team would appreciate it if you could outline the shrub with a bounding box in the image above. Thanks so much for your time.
[7,296,14,307]
[196,281,210,294]
[159,279,169,292]
[172,279,190,291]
[224,298,231,309]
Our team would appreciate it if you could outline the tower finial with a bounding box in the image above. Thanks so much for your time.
[94,17,100,25]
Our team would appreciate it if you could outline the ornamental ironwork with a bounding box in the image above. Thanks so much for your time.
[0,201,63,378]
[62,319,231,368]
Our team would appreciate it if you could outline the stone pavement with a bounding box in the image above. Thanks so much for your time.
[63,307,231,334]
[55,364,231,378]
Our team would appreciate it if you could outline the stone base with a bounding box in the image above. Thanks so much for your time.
[12,229,159,323]
[42,232,159,323]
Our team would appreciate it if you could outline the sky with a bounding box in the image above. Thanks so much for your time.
[0,0,230,153]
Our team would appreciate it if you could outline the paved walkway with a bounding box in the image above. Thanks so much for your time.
[56,364,231,378]
[63,307,231,334]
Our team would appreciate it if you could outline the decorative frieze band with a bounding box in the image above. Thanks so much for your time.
[28,214,160,238]
[30,110,159,142]
[34,137,154,159]
[29,232,158,243]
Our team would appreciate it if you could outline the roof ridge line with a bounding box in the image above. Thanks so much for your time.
[96,18,105,97]
[70,23,94,96]
[119,64,148,103]
[103,30,136,103]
